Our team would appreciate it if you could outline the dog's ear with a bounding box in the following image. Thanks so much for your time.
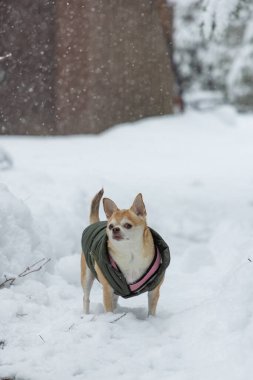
[103,198,119,219]
[130,193,146,217]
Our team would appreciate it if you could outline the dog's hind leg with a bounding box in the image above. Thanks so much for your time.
[81,253,95,314]
[83,267,95,314]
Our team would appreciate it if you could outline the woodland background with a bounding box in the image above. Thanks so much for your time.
[1,0,252,135]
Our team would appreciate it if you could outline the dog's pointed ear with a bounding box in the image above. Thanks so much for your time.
[103,198,119,219]
[130,193,146,217]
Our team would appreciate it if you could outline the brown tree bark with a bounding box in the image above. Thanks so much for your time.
[0,0,55,135]
[0,0,175,135]
[54,0,175,134]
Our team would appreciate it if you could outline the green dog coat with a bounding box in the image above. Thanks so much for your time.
[82,221,170,298]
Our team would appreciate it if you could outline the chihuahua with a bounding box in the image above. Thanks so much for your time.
[81,189,170,316]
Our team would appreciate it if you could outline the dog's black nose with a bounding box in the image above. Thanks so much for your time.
[113,227,120,233]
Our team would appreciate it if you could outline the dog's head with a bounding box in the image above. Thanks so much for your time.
[103,194,147,243]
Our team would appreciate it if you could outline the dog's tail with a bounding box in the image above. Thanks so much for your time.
[90,188,104,224]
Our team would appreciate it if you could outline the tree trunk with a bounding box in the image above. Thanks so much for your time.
[0,0,55,135]
[0,0,174,135]
[54,0,175,134]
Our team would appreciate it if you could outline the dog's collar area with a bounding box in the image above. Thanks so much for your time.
[109,248,161,294]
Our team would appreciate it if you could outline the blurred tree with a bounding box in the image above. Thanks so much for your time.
[54,0,175,134]
[174,0,253,111]
[0,0,175,135]
[0,0,55,135]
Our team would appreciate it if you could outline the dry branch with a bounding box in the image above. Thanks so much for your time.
[0,258,51,289]
[110,312,127,324]
[39,335,45,343]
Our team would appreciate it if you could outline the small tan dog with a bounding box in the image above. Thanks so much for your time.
[81,189,170,316]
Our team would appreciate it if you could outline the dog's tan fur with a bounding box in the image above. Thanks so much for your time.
[81,189,164,316]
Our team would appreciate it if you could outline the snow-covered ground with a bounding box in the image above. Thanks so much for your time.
[0,108,253,380]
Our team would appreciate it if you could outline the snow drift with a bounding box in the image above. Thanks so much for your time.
[0,109,253,380]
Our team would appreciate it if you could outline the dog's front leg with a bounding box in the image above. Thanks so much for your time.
[112,294,119,311]
[102,284,114,312]
[148,277,164,316]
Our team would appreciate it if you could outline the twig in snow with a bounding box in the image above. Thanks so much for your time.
[19,258,51,277]
[16,313,28,318]
[0,258,51,289]
[0,275,16,288]
[39,335,45,343]
[248,258,252,263]
[110,312,127,323]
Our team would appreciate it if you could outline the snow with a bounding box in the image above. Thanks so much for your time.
[172,0,240,36]
[174,0,253,110]
[1,109,253,380]
[0,147,12,170]
[202,0,240,37]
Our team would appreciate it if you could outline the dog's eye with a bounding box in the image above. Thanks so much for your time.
[108,224,114,230]
[124,223,132,229]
